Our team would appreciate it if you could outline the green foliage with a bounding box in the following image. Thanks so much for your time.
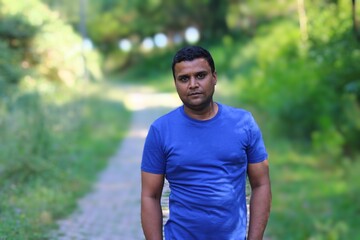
[116,47,175,84]
[0,0,103,87]
[0,40,24,88]
[40,0,82,25]
[305,1,360,156]
[0,12,36,88]
[226,0,295,35]
[86,0,231,54]
[234,20,322,138]
[221,0,360,157]
[38,0,299,72]
[0,82,131,239]
[0,13,37,41]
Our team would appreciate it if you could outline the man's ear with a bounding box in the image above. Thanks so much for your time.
[213,71,217,85]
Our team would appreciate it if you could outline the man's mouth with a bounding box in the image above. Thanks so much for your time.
[188,92,202,96]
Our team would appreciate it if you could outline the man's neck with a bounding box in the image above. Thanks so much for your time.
[184,102,218,121]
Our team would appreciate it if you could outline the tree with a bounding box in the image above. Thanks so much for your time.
[352,0,360,41]
[297,0,308,43]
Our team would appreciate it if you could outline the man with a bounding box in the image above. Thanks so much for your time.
[141,46,271,240]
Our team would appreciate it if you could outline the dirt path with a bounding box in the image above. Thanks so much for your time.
[52,86,179,240]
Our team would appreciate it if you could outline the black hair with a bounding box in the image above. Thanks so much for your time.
[171,46,215,79]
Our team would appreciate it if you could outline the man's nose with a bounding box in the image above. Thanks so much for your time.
[189,77,198,88]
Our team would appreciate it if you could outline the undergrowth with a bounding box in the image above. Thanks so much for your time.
[0,81,131,239]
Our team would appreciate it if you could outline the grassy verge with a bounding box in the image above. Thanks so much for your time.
[265,138,360,239]
[224,100,360,239]
[0,81,131,239]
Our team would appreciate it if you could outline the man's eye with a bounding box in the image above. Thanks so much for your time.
[179,77,188,82]
[197,73,206,79]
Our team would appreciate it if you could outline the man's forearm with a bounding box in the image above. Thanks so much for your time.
[247,184,272,240]
[141,197,163,240]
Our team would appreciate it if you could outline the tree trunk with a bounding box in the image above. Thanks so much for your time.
[297,0,308,43]
[352,0,360,41]
[202,0,229,40]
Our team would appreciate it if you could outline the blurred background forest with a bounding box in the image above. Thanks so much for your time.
[0,0,359,239]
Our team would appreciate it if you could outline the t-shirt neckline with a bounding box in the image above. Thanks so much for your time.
[180,102,222,124]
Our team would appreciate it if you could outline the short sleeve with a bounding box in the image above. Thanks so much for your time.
[141,125,166,174]
[246,114,268,164]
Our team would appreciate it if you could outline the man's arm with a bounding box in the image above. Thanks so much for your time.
[247,159,272,240]
[141,171,165,240]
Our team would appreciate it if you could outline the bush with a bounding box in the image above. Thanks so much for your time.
[0,41,24,88]
[0,12,36,89]
[0,0,103,86]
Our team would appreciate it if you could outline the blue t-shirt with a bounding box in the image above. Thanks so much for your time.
[141,103,268,240]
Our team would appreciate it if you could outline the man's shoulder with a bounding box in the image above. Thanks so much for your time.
[220,103,252,117]
[152,106,182,126]
[219,103,259,130]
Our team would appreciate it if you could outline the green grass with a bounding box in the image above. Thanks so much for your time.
[265,139,360,239]
[0,81,131,239]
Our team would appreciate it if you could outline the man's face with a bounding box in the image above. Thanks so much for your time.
[173,58,217,111]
